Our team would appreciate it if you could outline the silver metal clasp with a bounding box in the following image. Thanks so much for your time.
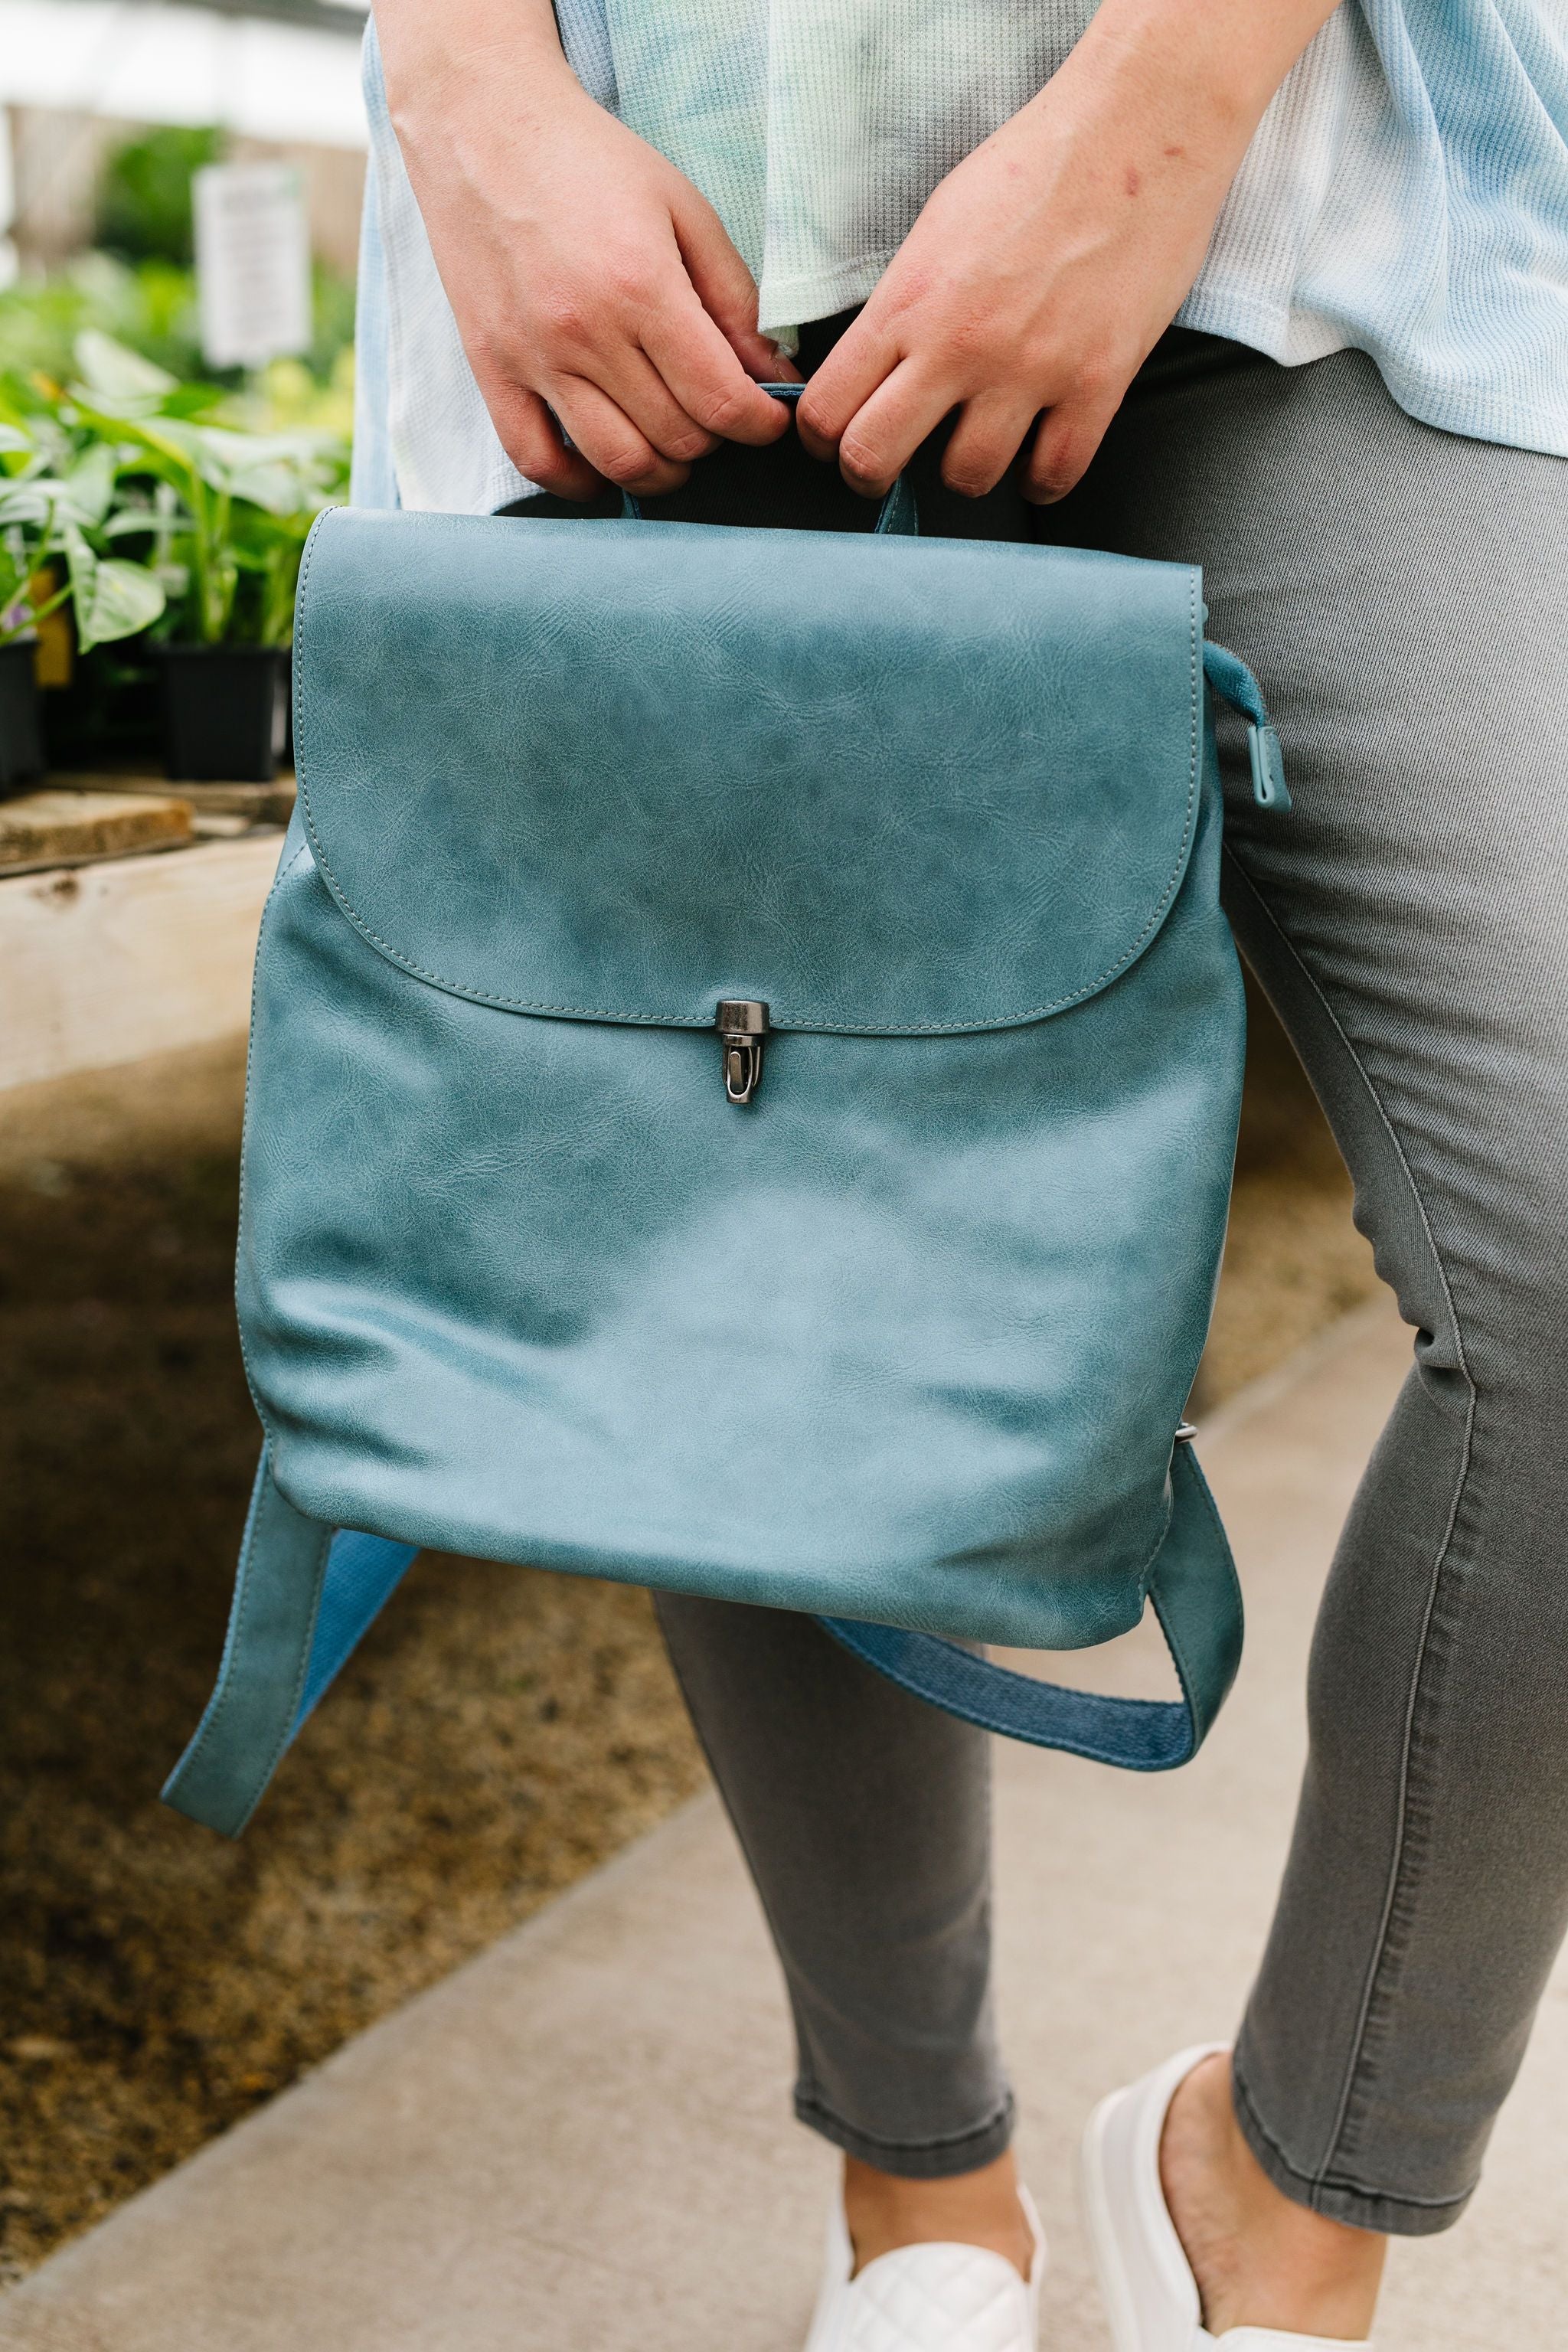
[716,1000,769,1105]
[1174,1422,1198,1446]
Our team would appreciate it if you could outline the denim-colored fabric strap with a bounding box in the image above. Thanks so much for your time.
[162,1449,416,1837]
[817,1445,1243,1770]
[165,1442,1239,1831]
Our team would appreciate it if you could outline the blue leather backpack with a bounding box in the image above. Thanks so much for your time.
[163,446,1289,1838]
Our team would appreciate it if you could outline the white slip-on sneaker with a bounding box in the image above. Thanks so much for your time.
[1080,2046,1372,2352]
[802,2182,1046,2351]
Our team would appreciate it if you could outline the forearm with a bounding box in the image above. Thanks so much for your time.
[374,0,580,139]
[1040,0,1344,195]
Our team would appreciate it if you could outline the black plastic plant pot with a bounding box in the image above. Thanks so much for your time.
[158,644,286,782]
[0,638,47,793]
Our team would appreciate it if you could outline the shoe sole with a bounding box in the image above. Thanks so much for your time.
[1080,2085,1150,2352]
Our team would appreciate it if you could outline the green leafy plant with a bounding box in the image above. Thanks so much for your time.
[0,248,356,396]
[96,126,224,267]
[67,332,347,647]
[0,409,167,652]
[0,253,202,386]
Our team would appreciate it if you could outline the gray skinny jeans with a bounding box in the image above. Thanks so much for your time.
[649,323,1568,2239]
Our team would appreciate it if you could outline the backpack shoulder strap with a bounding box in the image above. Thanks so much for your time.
[162,1449,415,1837]
[818,1444,1241,1769]
[163,1442,1239,1836]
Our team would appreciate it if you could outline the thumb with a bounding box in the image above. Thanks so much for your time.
[669,182,799,381]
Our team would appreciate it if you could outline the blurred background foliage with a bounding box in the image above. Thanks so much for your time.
[0,126,357,433]
[96,124,224,266]
[1,122,354,766]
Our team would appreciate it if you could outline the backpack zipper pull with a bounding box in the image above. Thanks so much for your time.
[716,1001,769,1105]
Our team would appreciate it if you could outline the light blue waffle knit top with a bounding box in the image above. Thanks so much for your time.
[358,3,1568,516]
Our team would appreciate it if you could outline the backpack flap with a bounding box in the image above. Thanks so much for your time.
[291,507,1206,1039]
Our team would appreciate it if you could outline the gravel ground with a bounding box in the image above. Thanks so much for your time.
[0,985,1376,2281]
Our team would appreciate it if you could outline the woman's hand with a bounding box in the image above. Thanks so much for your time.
[377,0,795,500]
[797,0,1340,503]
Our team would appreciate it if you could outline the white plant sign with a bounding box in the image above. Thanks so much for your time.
[193,161,312,372]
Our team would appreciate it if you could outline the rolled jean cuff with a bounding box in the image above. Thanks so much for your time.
[1230,2060,1478,2240]
[793,2087,1015,2180]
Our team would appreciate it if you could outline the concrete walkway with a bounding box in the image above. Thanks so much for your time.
[5,1295,1563,2350]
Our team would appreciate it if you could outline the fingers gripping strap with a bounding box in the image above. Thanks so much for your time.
[817,1447,1243,1770]
[622,382,919,537]
[746,381,918,534]
[161,1451,416,1837]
